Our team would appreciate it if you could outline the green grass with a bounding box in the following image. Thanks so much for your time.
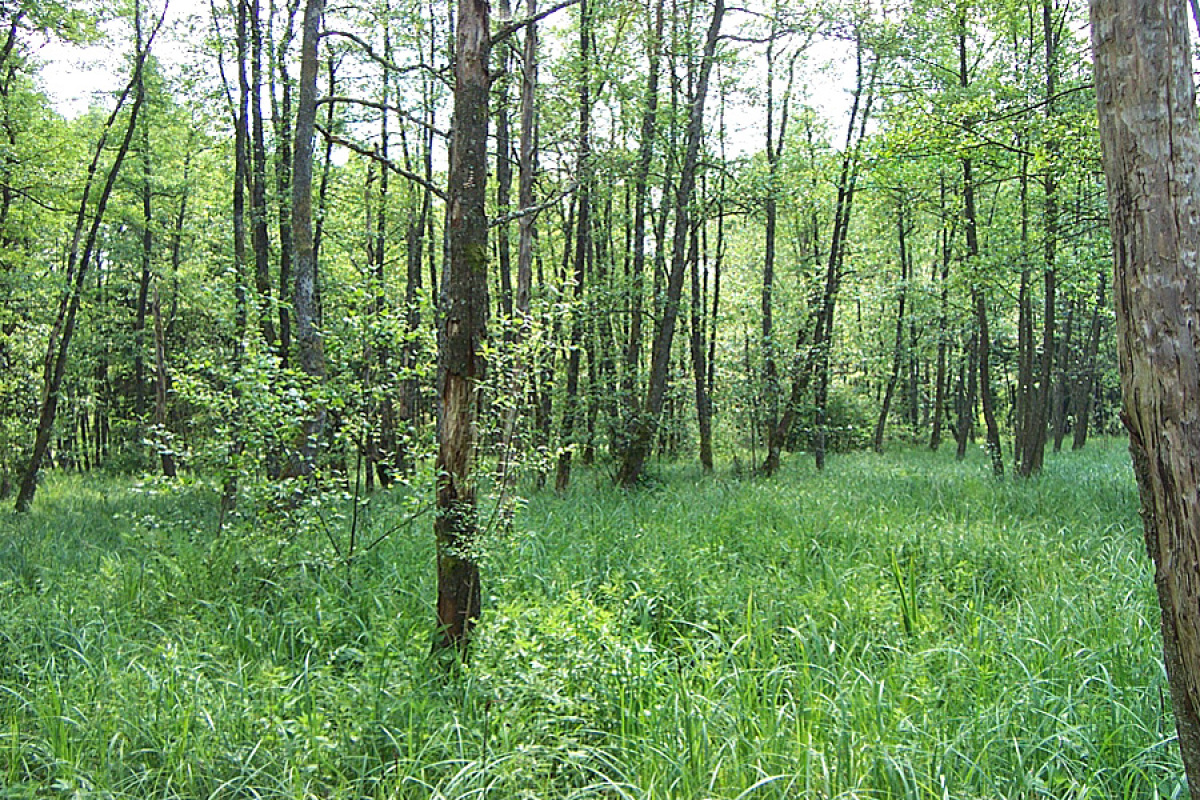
[0,440,1182,798]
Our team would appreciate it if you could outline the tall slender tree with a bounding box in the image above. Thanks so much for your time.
[16,7,159,512]
[615,0,723,488]
[288,0,327,480]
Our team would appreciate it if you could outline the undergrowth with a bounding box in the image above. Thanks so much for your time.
[0,440,1181,798]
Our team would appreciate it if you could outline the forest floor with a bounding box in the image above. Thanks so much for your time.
[0,438,1182,798]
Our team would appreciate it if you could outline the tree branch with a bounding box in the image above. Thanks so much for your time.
[491,0,580,45]
[321,29,449,85]
[317,95,449,137]
[489,181,577,228]
[315,122,447,201]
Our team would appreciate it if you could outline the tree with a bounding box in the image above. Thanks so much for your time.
[15,8,159,512]
[554,0,591,493]
[288,0,327,479]
[614,0,723,488]
[1090,0,1200,786]
[435,0,490,653]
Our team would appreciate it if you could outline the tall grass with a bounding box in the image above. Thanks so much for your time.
[0,440,1181,798]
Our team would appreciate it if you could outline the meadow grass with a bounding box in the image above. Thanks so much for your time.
[0,439,1181,798]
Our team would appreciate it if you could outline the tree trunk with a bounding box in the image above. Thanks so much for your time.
[930,173,954,451]
[435,0,490,653]
[16,23,155,512]
[250,0,276,351]
[1071,271,1105,450]
[496,0,538,488]
[808,33,875,472]
[615,0,723,488]
[688,215,713,471]
[133,4,152,421]
[874,199,910,453]
[955,5,1002,477]
[288,0,328,479]
[1017,0,1061,477]
[152,283,177,477]
[270,0,298,368]
[1091,0,1200,784]
[1051,298,1074,451]
[555,0,590,493]
[759,31,795,471]
[954,330,978,461]
[621,0,664,447]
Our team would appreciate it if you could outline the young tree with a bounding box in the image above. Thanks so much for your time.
[15,10,159,512]
[1091,0,1200,784]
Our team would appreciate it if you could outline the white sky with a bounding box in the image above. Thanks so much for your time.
[34,0,853,152]
[35,0,204,117]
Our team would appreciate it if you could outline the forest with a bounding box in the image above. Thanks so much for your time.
[0,0,1196,795]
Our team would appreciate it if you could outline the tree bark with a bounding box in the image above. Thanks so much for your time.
[288,0,328,479]
[152,283,177,477]
[874,198,910,453]
[957,7,1002,476]
[1071,272,1105,450]
[759,31,795,471]
[1090,0,1200,784]
[688,214,713,471]
[435,0,490,653]
[496,0,538,489]
[270,0,298,368]
[250,0,276,351]
[930,173,954,451]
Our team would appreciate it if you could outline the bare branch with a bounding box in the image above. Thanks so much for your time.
[317,95,449,137]
[315,122,447,201]
[491,0,580,45]
[321,29,449,85]
[489,181,578,228]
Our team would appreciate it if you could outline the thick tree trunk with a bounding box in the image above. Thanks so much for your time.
[1091,0,1200,784]
[435,0,490,653]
